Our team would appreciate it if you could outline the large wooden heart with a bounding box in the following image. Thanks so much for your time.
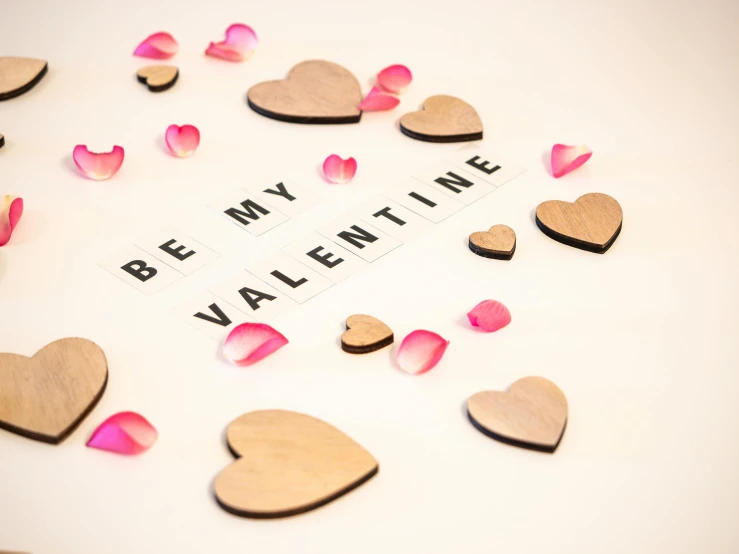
[214,410,378,518]
[0,338,108,444]
[536,193,622,253]
[247,60,362,124]
[467,376,567,453]
[400,95,483,143]
[0,57,48,101]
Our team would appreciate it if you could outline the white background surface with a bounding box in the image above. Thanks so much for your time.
[1,0,739,552]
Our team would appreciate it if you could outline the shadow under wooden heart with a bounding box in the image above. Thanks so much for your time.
[247,60,362,124]
[214,410,378,518]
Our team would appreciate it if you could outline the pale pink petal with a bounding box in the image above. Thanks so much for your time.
[86,411,158,455]
[0,195,23,247]
[551,144,592,178]
[205,24,258,61]
[165,124,200,158]
[223,322,288,366]
[377,64,412,94]
[467,300,511,332]
[73,145,124,181]
[323,155,357,184]
[358,86,400,111]
[133,32,179,59]
[397,330,449,375]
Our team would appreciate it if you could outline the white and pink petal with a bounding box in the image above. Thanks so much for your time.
[134,32,179,59]
[323,155,357,184]
[467,300,511,332]
[551,144,592,178]
[377,64,412,94]
[358,86,400,112]
[73,145,124,181]
[86,411,158,455]
[0,195,23,247]
[397,330,449,375]
[223,322,288,366]
[165,124,200,158]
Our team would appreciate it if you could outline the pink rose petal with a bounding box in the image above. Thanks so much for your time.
[133,32,179,59]
[0,195,23,247]
[223,322,288,366]
[377,64,412,94]
[73,145,124,181]
[205,24,258,62]
[467,300,511,332]
[358,86,400,112]
[165,124,200,158]
[551,144,592,178]
[397,330,449,375]
[323,154,357,184]
[86,411,158,455]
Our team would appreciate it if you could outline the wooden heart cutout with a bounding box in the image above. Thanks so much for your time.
[536,193,622,253]
[341,314,394,354]
[400,95,483,143]
[0,338,108,444]
[247,60,362,124]
[136,65,179,92]
[0,57,48,101]
[467,377,567,453]
[469,224,516,260]
[214,410,378,518]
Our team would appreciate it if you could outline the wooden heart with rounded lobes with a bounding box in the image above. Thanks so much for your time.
[536,193,622,253]
[247,60,362,124]
[469,224,516,260]
[467,377,567,453]
[136,65,179,92]
[0,338,108,444]
[400,95,483,143]
[341,314,394,354]
[0,57,48,101]
[214,410,378,518]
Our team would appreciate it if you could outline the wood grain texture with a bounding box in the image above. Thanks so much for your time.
[136,65,179,92]
[400,95,483,143]
[247,60,362,124]
[469,224,516,260]
[0,338,108,444]
[214,410,378,518]
[341,314,394,354]
[467,377,567,453]
[536,193,622,253]
[0,57,48,101]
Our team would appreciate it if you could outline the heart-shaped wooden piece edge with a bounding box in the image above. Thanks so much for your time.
[0,338,108,444]
[400,95,483,143]
[469,224,516,260]
[214,410,378,518]
[0,133,4,149]
[247,60,362,124]
[467,377,567,453]
[536,193,622,253]
[0,57,48,101]
[136,65,179,92]
[341,314,394,354]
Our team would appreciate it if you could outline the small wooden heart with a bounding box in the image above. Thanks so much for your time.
[214,410,378,518]
[467,377,567,453]
[536,193,622,253]
[469,224,516,260]
[0,56,48,101]
[247,60,362,124]
[341,314,394,354]
[400,95,483,143]
[0,338,108,444]
[136,65,179,92]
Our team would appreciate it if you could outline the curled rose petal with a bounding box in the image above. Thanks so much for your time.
[551,144,592,178]
[165,124,200,158]
[377,64,412,94]
[323,154,357,184]
[73,145,124,181]
[205,23,258,62]
[133,32,179,59]
[358,86,400,112]
[0,195,23,247]
[467,300,511,332]
[397,330,449,375]
[224,322,288,366]
[86,411,158,455]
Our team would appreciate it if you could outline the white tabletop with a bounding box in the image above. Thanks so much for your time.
[1,0,738,552]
